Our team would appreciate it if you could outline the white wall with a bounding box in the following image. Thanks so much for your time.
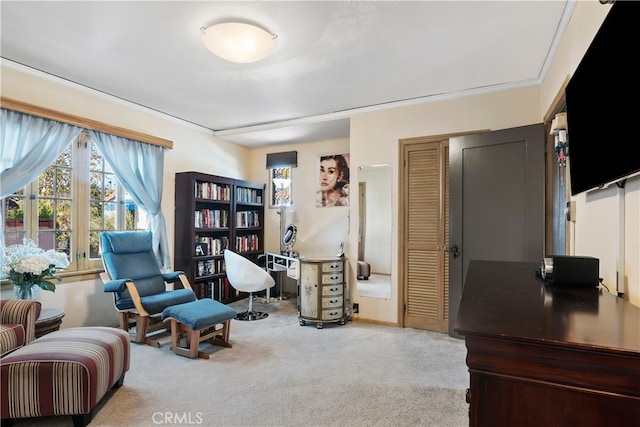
[541,1,639,307]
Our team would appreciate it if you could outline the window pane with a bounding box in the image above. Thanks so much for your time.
[56,200,72,230]
[90,201,105,229]
[3,193,26,246]
[89,230,102,259]
[89,142,117,233]
[54,146,72,167]
[37,146,72,266]
[123,192,146,231]
[37,199,56,251]
[56,231,71,258]
[55,167,72,198]
[271,167,292,207]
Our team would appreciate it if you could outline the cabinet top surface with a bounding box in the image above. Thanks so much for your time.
[454,260,640,354]
[298,255,345,263]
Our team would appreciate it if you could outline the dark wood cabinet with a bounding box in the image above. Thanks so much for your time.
[174,172,265,303]
[454,260,640,427]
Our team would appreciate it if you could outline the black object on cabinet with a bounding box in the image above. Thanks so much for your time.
[175,172,265,303]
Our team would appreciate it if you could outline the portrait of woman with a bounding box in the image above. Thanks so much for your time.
[316,153,350,207]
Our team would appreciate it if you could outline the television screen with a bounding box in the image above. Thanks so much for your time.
[565,1,640,196]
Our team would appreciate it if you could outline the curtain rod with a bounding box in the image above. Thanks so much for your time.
[1,97,173,149]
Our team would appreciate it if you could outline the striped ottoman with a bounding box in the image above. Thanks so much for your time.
[0,326,130,427]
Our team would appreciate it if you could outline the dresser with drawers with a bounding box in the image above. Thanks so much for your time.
[298,256,347,329]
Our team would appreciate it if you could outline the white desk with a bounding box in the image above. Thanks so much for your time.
[265,252,300,300]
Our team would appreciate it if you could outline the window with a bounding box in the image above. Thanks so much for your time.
[2,132,145,274]
[270,167,292,208]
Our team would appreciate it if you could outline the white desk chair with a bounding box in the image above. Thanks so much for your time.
[224,249,275,320]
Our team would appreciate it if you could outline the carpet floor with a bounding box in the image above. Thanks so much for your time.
[9,298,470,427]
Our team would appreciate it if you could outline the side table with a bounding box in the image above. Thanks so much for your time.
[35,308,65,338]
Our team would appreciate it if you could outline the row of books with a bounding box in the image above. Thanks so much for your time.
[236,210,260,228]
[236,187,262,204]
[194,258,226,278]
[195,209,229,229]
[194,236,229,256]
[195,278,236,301]
[194,181,230,201]
[235,234,259,252]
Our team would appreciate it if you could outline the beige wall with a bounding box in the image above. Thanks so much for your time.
[247,86,541,325]
[1,62,251,327]
[1,0,637,329]
[541,1,639,307]
[248,139,350,259]
[348,86,543,323]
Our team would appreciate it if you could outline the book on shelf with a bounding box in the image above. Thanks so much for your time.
[195,181,230,201]
[194,209,229,228]
[236,187,262,204]
[235,234,259,252]
[195,260,214,277]
[195,236,229,255]
[235,210,260,228]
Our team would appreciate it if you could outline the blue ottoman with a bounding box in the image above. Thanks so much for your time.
[161,299,236,359]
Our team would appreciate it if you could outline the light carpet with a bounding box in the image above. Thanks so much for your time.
[11,298,470,427]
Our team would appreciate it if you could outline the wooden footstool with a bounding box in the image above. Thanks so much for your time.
[161,299,237,359]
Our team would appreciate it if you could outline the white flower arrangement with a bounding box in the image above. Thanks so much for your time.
[1,239,70,295]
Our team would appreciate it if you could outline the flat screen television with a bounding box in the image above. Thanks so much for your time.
[565,1,640,196]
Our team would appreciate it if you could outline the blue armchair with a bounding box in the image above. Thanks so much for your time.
[100,230,196,346]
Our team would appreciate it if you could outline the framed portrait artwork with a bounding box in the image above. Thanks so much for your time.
[316,153,350,207]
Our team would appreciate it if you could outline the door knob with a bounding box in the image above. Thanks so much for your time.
[450,245,460,259]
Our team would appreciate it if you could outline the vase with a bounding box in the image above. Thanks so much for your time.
[13,284,40,300]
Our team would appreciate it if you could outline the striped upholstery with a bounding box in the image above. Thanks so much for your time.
[0,324,26,357]
[1,326,130,423]
[0,300,41,356]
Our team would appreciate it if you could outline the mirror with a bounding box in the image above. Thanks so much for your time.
[356,164,391,299]
[282,224,298,257]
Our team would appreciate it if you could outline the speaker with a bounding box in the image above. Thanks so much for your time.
[541,255,599,287]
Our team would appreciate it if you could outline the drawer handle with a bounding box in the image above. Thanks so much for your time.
[329,276,339,280]
[329,287,338,292]
[330,299,338,304]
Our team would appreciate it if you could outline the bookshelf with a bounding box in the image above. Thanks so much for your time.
[174,172,265,303]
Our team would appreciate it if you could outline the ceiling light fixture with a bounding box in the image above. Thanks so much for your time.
[200,22,278,63]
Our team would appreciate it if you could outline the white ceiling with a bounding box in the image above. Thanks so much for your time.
[1,1,572,147]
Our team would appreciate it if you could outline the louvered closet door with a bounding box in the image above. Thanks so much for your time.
[403,141,449,332]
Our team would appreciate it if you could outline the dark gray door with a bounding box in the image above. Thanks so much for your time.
[449,124,545,337]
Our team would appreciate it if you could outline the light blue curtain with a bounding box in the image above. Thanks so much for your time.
[0,108,82,251]
[89,130,171,269]
[1,109,82,197]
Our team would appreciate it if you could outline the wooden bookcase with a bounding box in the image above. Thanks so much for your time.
[174,172,265,303]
